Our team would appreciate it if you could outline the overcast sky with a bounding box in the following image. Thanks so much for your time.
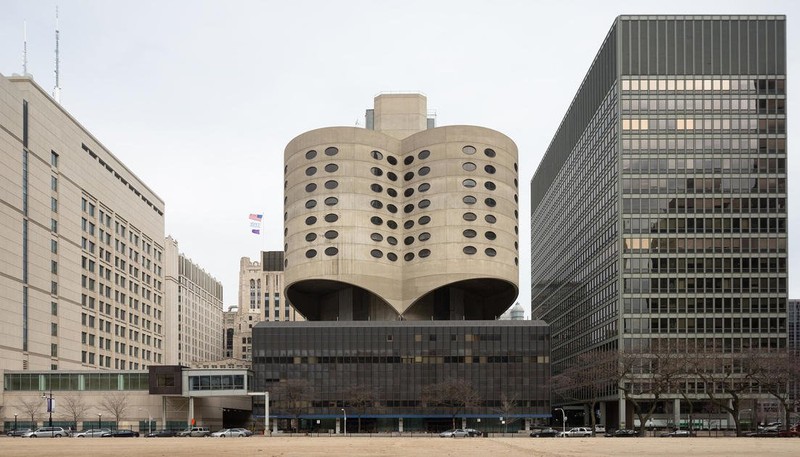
[1,1,796,314]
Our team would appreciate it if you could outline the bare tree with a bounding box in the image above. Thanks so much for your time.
[745,349,800,427]
[689,350,756,436]
[272,379,312,432]
[60,394,90,430]
[494,392,520,432]
[17,397,42,427]
[343,384,380,433]
[421,378,480,429]
[555,350,619,434]
[99,393,129,430]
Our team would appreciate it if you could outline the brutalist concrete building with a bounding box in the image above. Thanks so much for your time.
[253,94,549,433]
[531,16,787,428]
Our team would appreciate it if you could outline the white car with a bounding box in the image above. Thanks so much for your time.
[559,427,593,437]
[74,428,110,438]
[211,428,251,437]
[24,426,70,437]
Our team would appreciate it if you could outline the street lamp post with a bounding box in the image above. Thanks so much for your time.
[554,408,566,436]
[14,413,18,433]
[41,389,54,436]
[98,414,102,431]
[341,408,347,436]
[139,408,152,435]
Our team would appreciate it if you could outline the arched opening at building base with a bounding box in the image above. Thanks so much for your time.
[287,280,399,321]
[403,278,518,321]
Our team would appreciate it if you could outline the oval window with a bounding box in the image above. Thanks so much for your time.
[305,183,317,192]
[404,188,415,197]
[463,229,477,238]
[387,172,398,181]
[305,233,317,242]
[463,196,477,205]
[418,215,431,225]
[324,247,338,256]
[387,236,398,246]
[485,248,497,257]
[370,249,383,258]
[419,249,431,258]
[305,216,317,225]
[484,164,496,174]
[404,236,414,246]
[484,148,496,158]
[324,163,339,173]
[418,183,431,192]
[324,213,338,223]
[418,149,430,160]
[404,204,415,213]
[404,172,415,181]
[485,198,496,207]
[305,199,317,209]
[463,212,477,221]
[370,167,383,177]
[371,150,383,160]
[404,156,414,165]
[418,166,430,176]
[404,253,415,261]
[463,246,477,255]
[325,197,338,206]
[325,180,338,189]
[387,252,398,261]
[462,145,477,155]
[387,204,398,213]
[463,162,477,172]
[418,199,430,209]
[305,166,317,176]
[371,233,384,242]
[463,179,476,188]
[387,220,398,229]
[418,232,431,241]
[387,156,398,165]
[484,181,496,191]
[305,249,317,258]
[485,214,497,224]
[485,231,497,240]
[370,216,383,225]
[324,146,339,156]
[370,200,383,209]
[370,183,383,192]
[305,150,317,160]
[387,188,397,197]
[404,220,415,229]
[324,230,338,240]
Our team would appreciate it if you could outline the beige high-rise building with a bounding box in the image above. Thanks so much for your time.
[0,74,166,372]
[164,236,223,366]
[231,251,299,361]
[284,93,519,321]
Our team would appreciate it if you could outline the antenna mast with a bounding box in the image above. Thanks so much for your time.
[53,6,61,102]
[23,21,28,75]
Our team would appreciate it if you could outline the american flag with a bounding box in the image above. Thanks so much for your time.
[249,213,263,234]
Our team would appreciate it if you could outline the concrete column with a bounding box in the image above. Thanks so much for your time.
[188,397,194,427]
[673,398,681,429]
[162,397,167,430]
[584,404,591,426]
[461,417,467,429]
[618,397,627,429]
[524,418,531,431]
[335,418,340,434]
[398,418,403,432]
[599,402,607,427]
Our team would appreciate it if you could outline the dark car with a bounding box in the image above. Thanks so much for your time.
[102,429,140,437]
[612,429,638,437]
[746,430,780,437]
[463,428,482,437]
[145,429,176,437]
[6,428,33,437]
[530,427,560,437]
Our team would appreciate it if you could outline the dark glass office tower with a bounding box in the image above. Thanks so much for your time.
[531,16,787,428]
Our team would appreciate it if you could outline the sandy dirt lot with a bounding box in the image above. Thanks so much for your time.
[1,436,798,457]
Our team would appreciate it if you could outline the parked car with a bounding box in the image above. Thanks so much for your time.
[145,429,177,437]
[611,429,638,437]
[24,426,70,437]
[102,429,139,437]
[177,426,211,437]
[660,429,695,437]
[439,429,470,438]
[211,428,251,437]
[6,428,33,437]
[529,427,560,437]
[74,428,111,438]
[558,427,593,437]
[593,425,606,434]
[746,430,780,437]
[463,428,482,437]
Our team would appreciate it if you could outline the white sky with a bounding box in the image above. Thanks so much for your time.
[1,0,797,315]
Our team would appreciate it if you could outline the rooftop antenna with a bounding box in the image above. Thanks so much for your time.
[53,6,61,102]
[23,21,28,75]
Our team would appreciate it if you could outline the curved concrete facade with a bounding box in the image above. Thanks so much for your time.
[284,95,519,321]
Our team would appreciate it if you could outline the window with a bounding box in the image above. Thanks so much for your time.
[404,188,415,197]
[370,200,383,209]
[51,219,58,233]
[418,150,430,160]
[463,246,477,255]
[404,253,415,261]
[324,247,338,256]
[484,164,496,174]
[324,146,339,156]
[51,343,58,357]
[404,220,414,229]
[370,233,384,242]
[387,156,398,165]
[305,183,317,192]
[51,197,58,212]
[51,239,58,254]
[387,253,398,261]
[463,162,477,171]
[305,199,317,209]
[419,249,431,258]
[418,166,430,176]
[387,236,398,246]
[463,179,476,188]
[51,151,59,167]
[484,148,496,157]
[324,213,338,223]
[463,229,477,238]
[305,216,317,226]
[485,198,496,207]
[387,220,397,229]
[485,231,497,240]
[387,188,397,197]
[371,150,383,160]
[404,156,414,165]
[485,181,496,191]
[370,249,383,258]
[387,204,398,213]
[370,183,383,192]
[463,212,477,221]
[324,163,338,173]
[324,230,338,239]
[370,216,383,226]
[485,215,497,223]
[404,172,415,181]
[325,180,338,189]
[305,250,317,258]
[404,236,414,245]
[324,197,338,206]
[387,172,397,181]
[463,195,477,204]
[305,166,317,176]
[419,215,431,225]
[51,176,58,191]
[51,323,58,336]
[485,248,497,257]
[370,167,383,177]
[418,183,430,192]
[305,233,317,242]
[462,145,476,155]
[418,232,431,241]
[51,301,58,316]
[404,204,414,213]
[305,150,317,160]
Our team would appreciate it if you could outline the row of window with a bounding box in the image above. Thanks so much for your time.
[621,137,785,154]
[620,78,785,94]
[254,355,547,365]
[622,157,785,174]
[621,118,785,133]
[624,296,785,314]
[621,98,785,114]
[624,317,786,334]
[623,196,785,215]
[624,276,786,294]
[624,216,784,234]
[623,256,785,274]
[623,236,786,253]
